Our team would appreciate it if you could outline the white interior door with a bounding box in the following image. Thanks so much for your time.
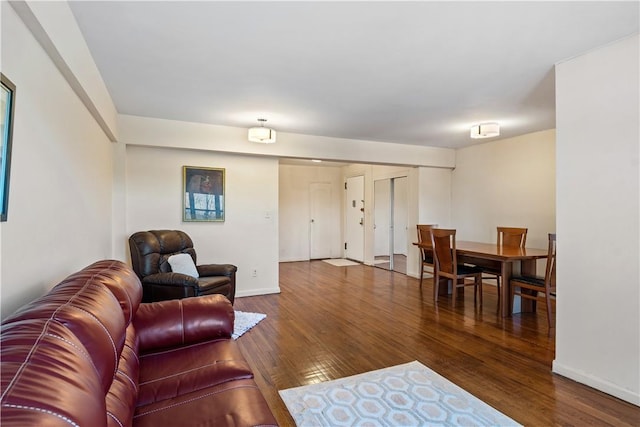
[309,182,332,259]
[345,175,364,262]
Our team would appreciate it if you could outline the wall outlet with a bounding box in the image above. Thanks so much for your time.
[251,269,257,277]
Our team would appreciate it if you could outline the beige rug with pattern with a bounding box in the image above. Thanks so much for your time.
[279,361,521,426]
[322,258,361,267]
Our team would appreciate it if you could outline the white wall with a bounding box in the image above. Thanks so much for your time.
[373,179,391,257]
[279,164,343,262]
[119,115,455,169]
[9,1,118,141]
[554,35,639,405]
[392,177,408,256]
[417,166,452,228]
[405,166,454,277]
[451,129,556,249]
[1,3,114,317]
[125,145,280,298]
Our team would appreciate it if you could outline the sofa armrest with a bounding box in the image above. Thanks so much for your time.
[142,272,199,287]
[133,294,234,352]
[197,263,237,277]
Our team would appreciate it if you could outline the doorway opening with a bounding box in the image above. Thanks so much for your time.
[373,176,408,273]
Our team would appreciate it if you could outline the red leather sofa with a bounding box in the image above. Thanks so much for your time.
[0,260,277,426]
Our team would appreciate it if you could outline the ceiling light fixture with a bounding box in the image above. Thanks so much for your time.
[248,118,276,143]
[470,122,500,139]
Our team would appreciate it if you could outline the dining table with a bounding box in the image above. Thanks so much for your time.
[414,240,549,317]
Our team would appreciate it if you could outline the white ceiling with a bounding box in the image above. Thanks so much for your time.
[69,1,638,149]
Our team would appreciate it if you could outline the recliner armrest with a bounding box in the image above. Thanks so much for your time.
[133,295,234,352]
[197,263,237,277]
[142,272,199,287]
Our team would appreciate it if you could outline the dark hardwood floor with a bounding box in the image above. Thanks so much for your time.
[234,261,640,426]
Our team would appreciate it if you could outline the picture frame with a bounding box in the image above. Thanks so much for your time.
[183,166,225,222]
[1,74,16,222]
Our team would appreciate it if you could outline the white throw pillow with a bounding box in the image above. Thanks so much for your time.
[167,253,199,278]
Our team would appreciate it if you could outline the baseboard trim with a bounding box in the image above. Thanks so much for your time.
[552,361,640,406]
[236,287,281,298]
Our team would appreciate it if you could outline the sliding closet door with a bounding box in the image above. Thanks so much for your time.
[373,177,408,272]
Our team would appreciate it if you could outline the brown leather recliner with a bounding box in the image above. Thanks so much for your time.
[129,230,236,303]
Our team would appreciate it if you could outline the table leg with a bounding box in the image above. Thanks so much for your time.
[500,262,512,317]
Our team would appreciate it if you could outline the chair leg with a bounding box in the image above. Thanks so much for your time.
[479,276,483,306]
[452,279,458,307]
[420,263,424,287]
[545,292,553,329]
[433,273,439,302]
[496,276,501,313]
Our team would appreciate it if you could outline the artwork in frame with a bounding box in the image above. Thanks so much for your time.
[183,166,225,222]
[1,74,16,222]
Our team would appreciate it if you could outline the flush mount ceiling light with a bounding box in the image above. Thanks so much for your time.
[248,118,276,143]
[470,122,500,139]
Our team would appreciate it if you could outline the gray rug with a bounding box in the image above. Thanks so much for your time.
[279,361,521,426]
[232,310,266,339]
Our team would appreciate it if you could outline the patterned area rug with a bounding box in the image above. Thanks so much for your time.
[279,361,521,426]
[322,258,361,267]
[232,310,266,340]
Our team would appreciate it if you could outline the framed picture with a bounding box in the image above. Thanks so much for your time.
[1,74,16,222]
[183,166,225,222]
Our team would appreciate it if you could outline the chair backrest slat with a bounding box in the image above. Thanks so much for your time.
[417,224,437,246]
[497,227,528,248]
[431,228,456,275]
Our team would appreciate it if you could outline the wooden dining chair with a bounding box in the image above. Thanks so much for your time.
[430,228,483,306]
[416,224,437,287]
[510,233,556,330]
[481,227,528,310]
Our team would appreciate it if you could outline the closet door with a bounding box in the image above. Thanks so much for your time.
[373,177,408,272]
[309,182,332,259]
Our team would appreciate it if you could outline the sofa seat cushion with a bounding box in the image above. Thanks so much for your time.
[198,275,231,292]
[133,378,277,427]
[137,340,253,406]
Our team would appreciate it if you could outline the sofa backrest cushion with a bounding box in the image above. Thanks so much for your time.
[57,260,143,326]
[1,319,108,427]
[106,324,139,427]
[2,262,136,394]
[134,295,234,352]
